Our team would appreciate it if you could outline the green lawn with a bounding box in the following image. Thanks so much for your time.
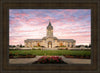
[9,49,91,56]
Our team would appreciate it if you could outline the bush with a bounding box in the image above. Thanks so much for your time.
[63,54,91,59]
[65,47,68,50]
[38,48,41,50]
[9,52,36,58]
[32,48,36,50]
[33,56,67,64]
[58,48,67,50]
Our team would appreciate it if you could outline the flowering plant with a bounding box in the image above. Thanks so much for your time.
[33,56,66,64]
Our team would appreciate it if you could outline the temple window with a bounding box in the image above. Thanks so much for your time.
[59,42,63,46]
[37,43,40,46]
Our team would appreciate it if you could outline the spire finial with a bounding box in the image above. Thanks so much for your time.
[49,19,51,26]
[49,19,50,22]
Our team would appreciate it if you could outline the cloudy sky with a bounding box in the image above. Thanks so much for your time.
[9,9,91,45]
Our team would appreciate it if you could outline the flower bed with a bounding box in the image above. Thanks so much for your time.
[58,47,68,50]
[63,55,90,59]
[32,56,67,64]
[9,52,36,58]
[58,48,68,50]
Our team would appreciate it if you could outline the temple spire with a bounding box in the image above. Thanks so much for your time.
[49,21,51,26]
[47,20,53,37]
[47,20,53,29]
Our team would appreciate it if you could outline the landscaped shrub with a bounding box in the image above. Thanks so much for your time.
[9,52,14,58]
[58,48,64,50]
[32,56,67,64]
[9,50,91,56]
[58,47,68,50]
[37,48,41,50]
[59,45,66,47]
[63,54,91,59]
[9,52,36,58]
[32,48,36,50]
[65,47,68,50]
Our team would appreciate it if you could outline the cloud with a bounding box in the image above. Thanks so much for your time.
[9,9,91,45]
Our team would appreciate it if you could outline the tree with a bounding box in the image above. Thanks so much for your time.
[19,44,23,47]
[12,45,16,47]
[85,45,88,48]
[9,45,12,47]
[89,44,91,48]
[76,45,81,48]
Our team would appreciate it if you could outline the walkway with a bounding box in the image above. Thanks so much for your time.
[9,56,41,64]
[9,56,91,64]
[61,56,91,64]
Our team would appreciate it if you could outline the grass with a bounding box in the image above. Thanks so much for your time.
[9,49,91,56]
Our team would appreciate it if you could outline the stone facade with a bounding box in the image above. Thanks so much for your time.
[24,21,76,49]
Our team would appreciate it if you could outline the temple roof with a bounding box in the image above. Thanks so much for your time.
[53,37,58,40]
[42,36,58,40]
[24,39,42,42]
[26,39,41,40]
[59,39,76,42]
[42,37,46,40]
[25,38,75,43]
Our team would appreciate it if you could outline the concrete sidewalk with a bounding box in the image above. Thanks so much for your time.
[9,56,91,64]
[62,56,91,64]
[9,56,41,64]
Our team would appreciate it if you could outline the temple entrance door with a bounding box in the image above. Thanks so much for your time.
[48,41,52,48]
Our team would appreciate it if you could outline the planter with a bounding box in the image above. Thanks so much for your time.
[32,56,67,64]
[63,55,90,59]
[9,55,36,58]
[9,56,14,58]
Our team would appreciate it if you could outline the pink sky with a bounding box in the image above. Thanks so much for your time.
[9,9,91,45]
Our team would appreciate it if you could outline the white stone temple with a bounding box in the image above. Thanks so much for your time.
[24,21,76,49]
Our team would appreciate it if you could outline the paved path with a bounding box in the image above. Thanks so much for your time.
[61,56,91,64]
[9,56,91,64]
[9,56,41,64]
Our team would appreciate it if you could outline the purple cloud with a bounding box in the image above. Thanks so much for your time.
[9,9,91,45]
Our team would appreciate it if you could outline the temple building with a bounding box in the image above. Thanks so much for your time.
[24,21,76,49]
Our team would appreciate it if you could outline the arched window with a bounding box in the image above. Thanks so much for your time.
[71,44,73,47]
[71,43,74,47]
[59,42,63,46]
[68,43,69,47]
[37,43,40,46]
[48,41,52,48]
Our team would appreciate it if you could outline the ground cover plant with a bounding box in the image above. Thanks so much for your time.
[9,49,91,58]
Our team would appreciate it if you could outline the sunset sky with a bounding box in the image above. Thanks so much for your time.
[9,9,91,45]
